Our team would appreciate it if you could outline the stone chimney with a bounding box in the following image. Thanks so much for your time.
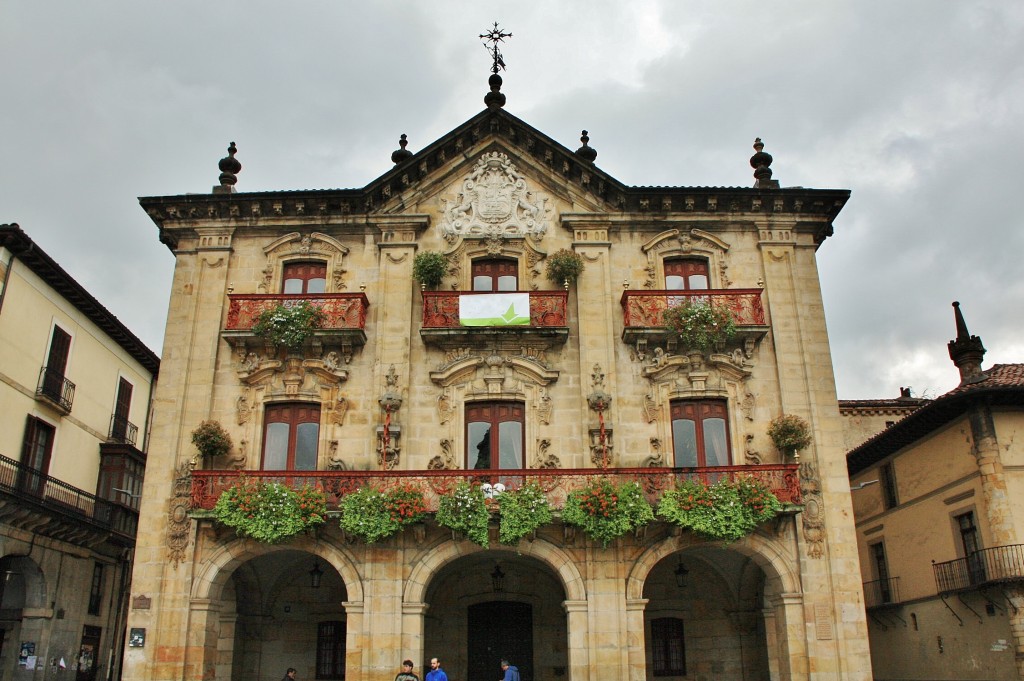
[947,301,986,384]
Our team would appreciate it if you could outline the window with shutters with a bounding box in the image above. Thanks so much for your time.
[316,621,345,679]
[651,617,686,676]
[472,258,518,292]
[466,402,524,470]
[20,416,56,495]
[670,400,731,467]
[110,377,135,445]
[283,261,327,295]
[37,325,75,411]
[88,563,104,615]
[262,403,321,471]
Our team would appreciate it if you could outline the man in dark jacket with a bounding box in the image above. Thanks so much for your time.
[500,660,520,681]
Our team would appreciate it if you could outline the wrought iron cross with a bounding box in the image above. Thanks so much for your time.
[480,22,512,74]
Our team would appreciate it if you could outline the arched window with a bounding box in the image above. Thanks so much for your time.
[472,258,518,292]
[466,402,524,470]
[262,403,320,470]
[665,258,709,291]
[670,400,730,467]
[283,261,327,295]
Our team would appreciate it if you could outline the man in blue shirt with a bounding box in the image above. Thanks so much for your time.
[426,658,448,681]
[500,660,520,681]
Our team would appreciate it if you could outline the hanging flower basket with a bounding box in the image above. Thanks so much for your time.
[252,301,326,350]
[767,414,812,456]
[338,483,428,543]
[436,481,492,547]
[497,481,553,545]
[662,300,737,352]
[213,478,327,544]
[657,476,781,543]
[561,478,654,547]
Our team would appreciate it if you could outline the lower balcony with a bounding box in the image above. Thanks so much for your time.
[933,544,1024,593]
[420,290,569,350]
[863,576,901,608]
[36,366,75,414]
[189,464,801,511]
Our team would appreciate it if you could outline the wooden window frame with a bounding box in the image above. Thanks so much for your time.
[283,261,328,295]
[664,258,709,291]
[466,401,525,470]
[471,258,518,292]
[21,415,56,495]
[670,400,732,467]
[261,403,321,471]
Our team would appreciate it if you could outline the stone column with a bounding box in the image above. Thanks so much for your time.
[183,598,221,681]
[563,600,589,681]
[624,598,648,681]
[768,593,807,681]
[402,602,428,673]
[343,601,365,681]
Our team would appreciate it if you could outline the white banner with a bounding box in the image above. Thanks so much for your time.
[459,293,530,326]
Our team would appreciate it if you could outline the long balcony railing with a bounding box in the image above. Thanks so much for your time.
[421,290,569,328]
[863,576,901,608]
[189,464,801,511]
[621,289,767,329]
[225,293,370,331]
[0,453,138,540]
[36,366,75,413]
[933,544,1024,593]
[109,414,139,447]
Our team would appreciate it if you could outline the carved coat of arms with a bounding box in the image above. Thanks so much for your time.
[441,152,549,240]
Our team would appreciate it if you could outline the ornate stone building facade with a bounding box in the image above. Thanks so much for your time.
[124,75,871,681]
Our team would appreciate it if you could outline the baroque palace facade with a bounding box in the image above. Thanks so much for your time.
[124,75,870,681]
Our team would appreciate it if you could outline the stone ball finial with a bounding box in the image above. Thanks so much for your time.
[391,134,413,164]
[484,73,506,109]
[750,137,773,182]
[218,142,241,187]
[576,130,597,162]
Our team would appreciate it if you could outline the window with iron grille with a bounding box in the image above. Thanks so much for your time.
[316,621,345,680]
[88,563,104,615]
[651,617,686,676]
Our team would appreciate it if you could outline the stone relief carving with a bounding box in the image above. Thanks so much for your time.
[644,438,664,467]
[642,393,659,423]
[327,441,348,470]
[799,461,826,559]
[440,152,550,242]
[236,392,253,425]
[436,390,454,424]
[536,388,552,425]
[166,460,194,565]
[428,439,457,470]
[533,439,560,469]
[326,396,348,426]
[744,434,761,465]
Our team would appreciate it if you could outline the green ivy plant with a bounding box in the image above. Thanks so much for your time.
[657,476,781,543]
[338,483,428,543]
[191,419,232,459]
[662,300,737,353]
[497,482,553,545]
[436,480,491,547]
[767,414,812,456]
[213,478,327,544]
[252,301,326,350]
[545,248,585,285]
[561,478,654,547]
[412,251,449,289]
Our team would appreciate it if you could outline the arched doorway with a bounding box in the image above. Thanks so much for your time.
[424,553,565,681]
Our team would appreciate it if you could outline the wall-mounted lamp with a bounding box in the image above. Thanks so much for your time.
[309,562,324,589]
[673,559,689,588]
[491,564,505,592]
[850,480,879,491]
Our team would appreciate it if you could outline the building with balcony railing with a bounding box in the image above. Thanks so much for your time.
[0,224,159,681]
[126,66,870,681]
[848,303,1024,681]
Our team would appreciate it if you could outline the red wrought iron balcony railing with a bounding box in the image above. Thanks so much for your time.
[420,290,569,348]
[933,544,1024,593]
[223,293,369,354]
[189,464,801,512]
[620,289,769,353]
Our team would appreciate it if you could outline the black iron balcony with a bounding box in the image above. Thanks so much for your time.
[36,365,75,413]
[108,414,138,446]
[863,576,901,608]
[189,464,802,511]
[933,544,1024,593]
[0,453,138,543]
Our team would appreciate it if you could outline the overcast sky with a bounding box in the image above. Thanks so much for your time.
[2,1,1022,400]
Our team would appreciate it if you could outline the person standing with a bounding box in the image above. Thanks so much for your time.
[395,660,419,681]
[426,658,448,681]
[499,659,520,681]
[281,668,297,681]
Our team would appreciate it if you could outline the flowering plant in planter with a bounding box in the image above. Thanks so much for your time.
[252,301,326,350]
[191,419,232,459]
[213,478,327,544]
[561,478,654,547]
[662,300,737,353]
[767,413,812,456]
[497,482,553,545]
[412,251,449,289]
[436,480,491,548]
[338,483,428,543]
[657,476,781,543]
[545,249,585,286]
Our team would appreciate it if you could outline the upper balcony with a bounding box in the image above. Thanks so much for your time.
[620,288,769,357]
[36,366,75,414]
[933,544,1024,594]
[189,463,801,513]
[223,293,369,359]
[420,290,569,350]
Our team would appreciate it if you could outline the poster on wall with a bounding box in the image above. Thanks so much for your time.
[19,642,35,666]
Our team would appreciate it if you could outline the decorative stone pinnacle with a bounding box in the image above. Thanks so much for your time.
[750,137,775,188]
[391,133,413,165]
[216,142,241,193]
[576,130,597,163]
[947,301,986,384]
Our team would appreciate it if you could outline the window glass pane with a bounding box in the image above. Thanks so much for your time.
[473,276,493,292]
[498,421,523,469]
[264,422,290,470]
[665,275,685,291]
[703,418,728,466]
[308,278,327,294]
[688,274,708,289]
[283,278,303,294]
[295,422,320,470]
[468,422,491,469]
[497,275,517,291]
[672,419,697,467]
